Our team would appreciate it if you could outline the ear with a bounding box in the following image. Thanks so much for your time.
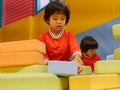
[46,20,49,25]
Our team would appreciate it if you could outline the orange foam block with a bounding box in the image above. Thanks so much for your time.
[0,39,46,54]
[0,51,44,67]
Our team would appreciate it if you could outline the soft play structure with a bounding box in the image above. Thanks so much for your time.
[0,39,92,90]
[69,24,120,90]
[0,0,120,90]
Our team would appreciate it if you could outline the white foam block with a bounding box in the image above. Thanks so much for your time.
[106,54,114,60]
[48,61,78,76]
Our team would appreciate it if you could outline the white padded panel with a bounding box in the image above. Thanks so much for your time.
[106,54,114,60]
[48,61,78,76]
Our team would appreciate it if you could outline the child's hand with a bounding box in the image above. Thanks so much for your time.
[44,59,49,65]
[73,58,83,74]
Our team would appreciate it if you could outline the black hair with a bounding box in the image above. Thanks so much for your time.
[44,0,70,25]
[80,36,98,52]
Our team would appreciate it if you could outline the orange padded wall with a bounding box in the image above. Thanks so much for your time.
[64,0,120,34]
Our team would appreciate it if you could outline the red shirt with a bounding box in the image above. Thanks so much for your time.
[39,30,81,61]
[82,52,101,72]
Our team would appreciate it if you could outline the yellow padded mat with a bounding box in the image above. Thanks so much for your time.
[69,74,120,90]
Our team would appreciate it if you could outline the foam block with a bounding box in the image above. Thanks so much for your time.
[58,77,69,90]
[94,60,120,74]
[0,65,69,90]
[112,24,120,40]
[69,74,120,90]
[48,61,78,76]
[0,51,44,67]
[106,54,114,60]
[108,88,120,90]
[0,73,62,90]
[114,47,120,60]
[0,39,46,54]
[0,65,47,73]
[79,66,92,75]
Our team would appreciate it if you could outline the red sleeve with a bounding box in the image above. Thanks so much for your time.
[39,32,49,60]
[68,32,81,55]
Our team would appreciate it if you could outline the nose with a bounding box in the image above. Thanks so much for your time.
[57,20,62,23]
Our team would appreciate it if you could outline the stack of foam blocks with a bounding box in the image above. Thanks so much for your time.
[0,39,68,90]
[69,24,120,90]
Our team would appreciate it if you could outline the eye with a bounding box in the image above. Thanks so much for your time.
[61,18,65,20]
[53,18,57,20]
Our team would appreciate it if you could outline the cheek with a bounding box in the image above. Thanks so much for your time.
[86,51,93,56]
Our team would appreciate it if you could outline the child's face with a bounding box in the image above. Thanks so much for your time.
[85,49,97,57]
[48,12,66,34]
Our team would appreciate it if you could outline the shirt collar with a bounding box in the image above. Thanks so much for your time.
[49,29,64,39]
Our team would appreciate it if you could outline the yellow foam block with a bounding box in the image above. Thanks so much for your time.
[0,28,2,42]
[0,73,62,90]
[0,65,47,73]
[79,66,92,75]
[112,24,120,40]
[94,60,120,74]
[108,88,120,90]
[114,47,120,60]
[0,39,46,54]
[69,74,120,90]
[0,51,44,67]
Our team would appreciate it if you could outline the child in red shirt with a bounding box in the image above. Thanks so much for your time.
[80,36,101,72]
[39,1,83,73]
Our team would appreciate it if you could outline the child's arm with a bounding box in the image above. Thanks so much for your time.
[72,54,84,73]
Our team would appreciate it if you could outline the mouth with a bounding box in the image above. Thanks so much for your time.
[56,25,62,27]
[56,25,62,29]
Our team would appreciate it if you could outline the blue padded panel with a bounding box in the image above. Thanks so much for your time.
[0,0,2,27]
[35,0,53,15]
[76,17,120,60]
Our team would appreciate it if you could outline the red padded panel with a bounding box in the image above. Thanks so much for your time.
[2,0,34,26]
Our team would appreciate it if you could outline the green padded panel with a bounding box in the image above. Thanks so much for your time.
[79,66,92,75]
[94,60,120,74]
[0,65,69,90]
[0,73,62,90]
[58,77,69,90]
[112,24,120,40]
[0,65,47,73]
[114,47,120,60]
